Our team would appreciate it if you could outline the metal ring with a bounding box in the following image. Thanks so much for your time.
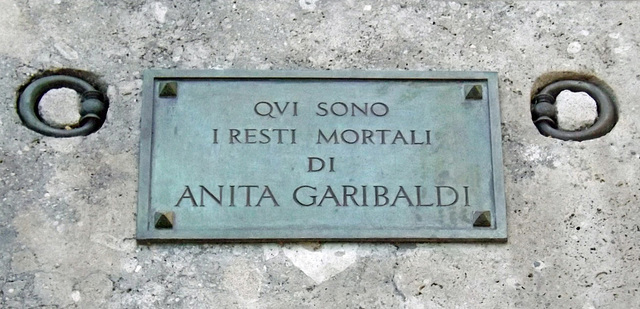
[531,80,618,141]
[17,75,107,137]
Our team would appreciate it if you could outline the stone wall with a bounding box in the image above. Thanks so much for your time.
[1,1,638,308]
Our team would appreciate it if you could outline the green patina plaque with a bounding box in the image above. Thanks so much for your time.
[136,70,507,242]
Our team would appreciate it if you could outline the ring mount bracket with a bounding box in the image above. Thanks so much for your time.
[17,75,108,137]
[531,78,618,141]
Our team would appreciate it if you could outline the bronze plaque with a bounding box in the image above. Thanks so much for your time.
[136,70,507,242]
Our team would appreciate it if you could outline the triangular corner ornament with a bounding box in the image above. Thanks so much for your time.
[159,81,178,98]
[465,84,483,100]
[472,211,492,227]
[154,211,174,229]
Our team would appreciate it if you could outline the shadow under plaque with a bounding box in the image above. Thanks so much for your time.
[136,70,507,242]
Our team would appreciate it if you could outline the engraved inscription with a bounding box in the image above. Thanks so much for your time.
[175,99,473,210]
[174,184,471,208]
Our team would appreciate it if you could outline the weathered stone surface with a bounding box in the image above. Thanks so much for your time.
[556,90,598,131]
[37,88,81,128]
[1,1,639,308]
